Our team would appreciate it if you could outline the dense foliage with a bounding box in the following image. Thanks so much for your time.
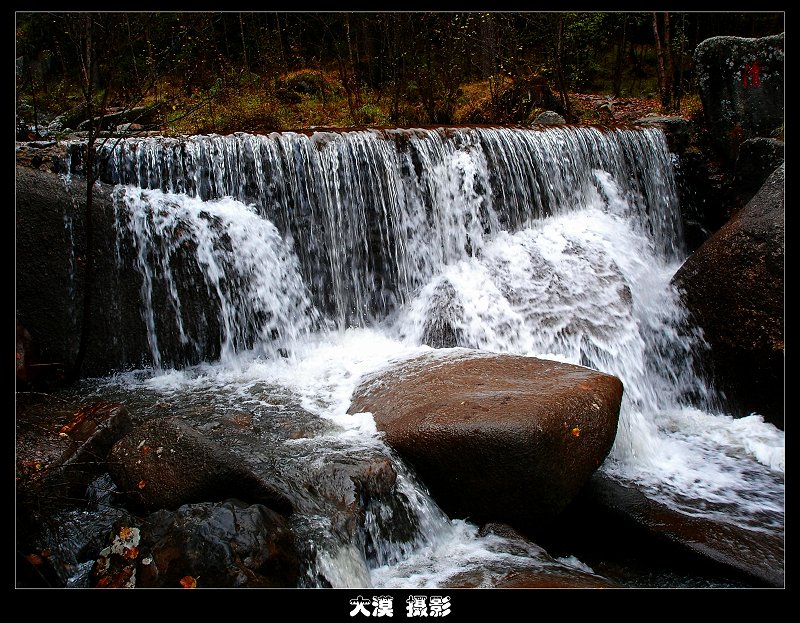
[15,11,784,134]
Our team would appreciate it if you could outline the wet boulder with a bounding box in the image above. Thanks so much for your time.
[733,137,784,204]
[88,499,298,588]
[441,522,618,588]
[582,473,784,587]
[348,348,623,530]
[16,397,135,586]
[672,164,784,428]
[134,499,298,588]
[107,416,293,514]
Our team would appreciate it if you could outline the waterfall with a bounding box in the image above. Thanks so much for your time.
[98,126,684,330]
[63,125,781,587]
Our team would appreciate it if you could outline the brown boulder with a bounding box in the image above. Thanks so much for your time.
[672,163,784,428]
[348,349,622,530]
[107,416,293,514]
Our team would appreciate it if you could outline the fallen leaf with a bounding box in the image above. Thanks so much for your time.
[26,553,43,565]
[571,427,581,437]
[137,480,147,490]
[119,526,133,540]
[123,546,139,560]
[58,402,114,436]
[180,575,197,588]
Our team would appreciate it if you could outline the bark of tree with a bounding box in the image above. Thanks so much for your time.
[652,12,673,110]
[675,13,686,113]
[62,13,170,380]
[555,15,572,122]
[612,14,627,98]
[239,13,249,71]
[71,14,99,381]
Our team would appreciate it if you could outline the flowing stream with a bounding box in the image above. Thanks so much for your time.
[55,126,783,587]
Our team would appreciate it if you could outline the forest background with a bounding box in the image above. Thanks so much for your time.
[15,11,785,137]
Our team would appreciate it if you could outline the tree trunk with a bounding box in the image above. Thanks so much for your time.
[675,13,686,113]
[239,13,249,71]
[652,12,673,110]
[612,15,627,98]
[555,15,572,121]
[663,12,675,111]
[72,14,97,382]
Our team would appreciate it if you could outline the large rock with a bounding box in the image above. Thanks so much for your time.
[672,164,784,428]
[15,163,231,378]
[87,500,298,588]
[444,522,618,588]
[134,499,298,588]
[107,417,293,514]
[733,137,784,203]
[694,33,784,163]
[348,348,623,531]
[15,165,152,378]
[582,473,784,587]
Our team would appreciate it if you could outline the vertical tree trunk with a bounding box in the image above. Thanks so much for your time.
[390,14,402,124]
[344,14,362,114]
[663,12,675,110]
[612,14,627,97]
[481,13,496,79]
[275,12,286,67]
[555,15,572,121]
[73,13,96,381]
[652,12,673,109]
[239,13,249,71]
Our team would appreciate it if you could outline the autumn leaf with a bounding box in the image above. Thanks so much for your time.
[58,402,115,437]
[180,575,197,588]
[137,480,147,490]
[108,567,135,588]
[123,546,139,560]
[58,405,94,436]
[571,427,581,437]
[119,526,133,540]
[26,553,43,565]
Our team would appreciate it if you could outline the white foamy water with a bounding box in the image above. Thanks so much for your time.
[74,125,783,586]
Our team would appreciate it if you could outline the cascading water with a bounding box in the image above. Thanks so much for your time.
[59,125,782,587]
